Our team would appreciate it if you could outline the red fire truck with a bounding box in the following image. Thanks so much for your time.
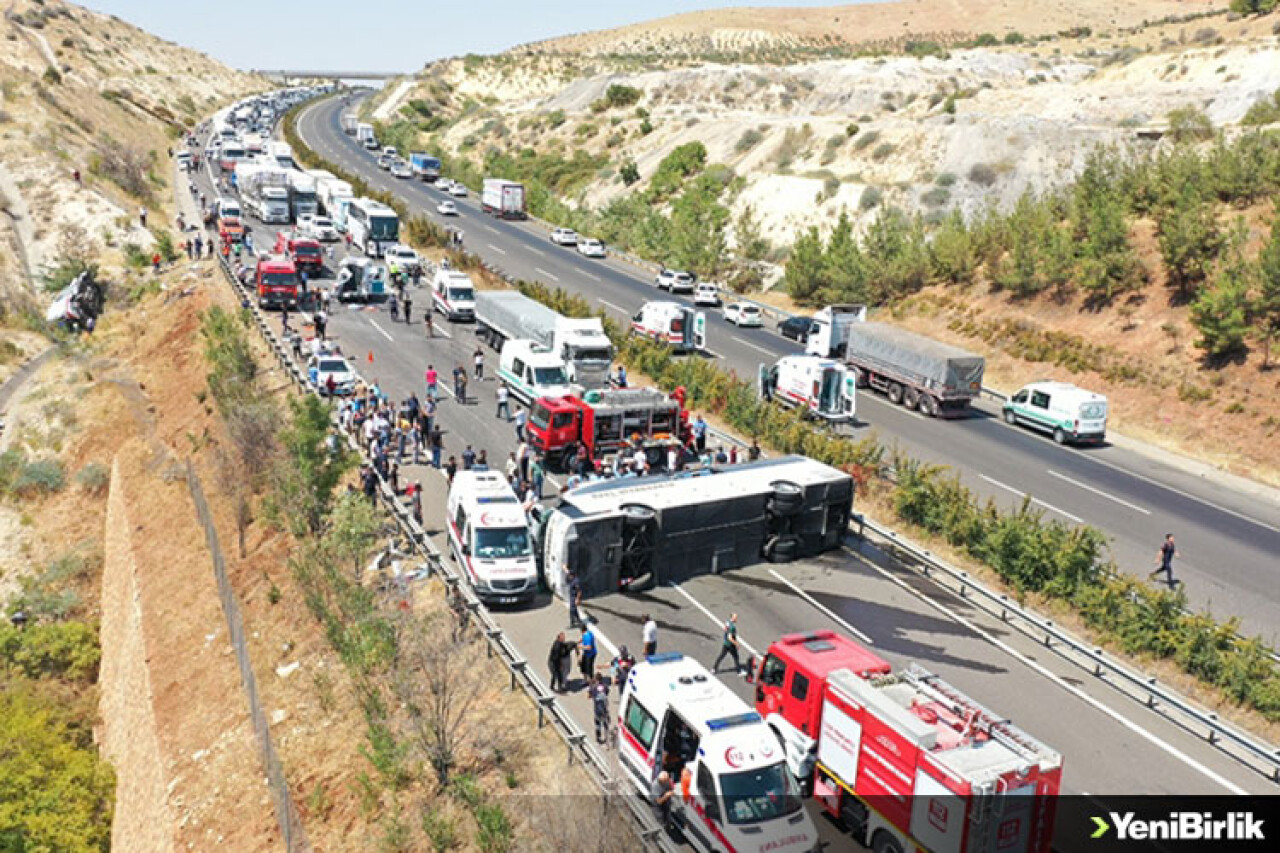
[274,230,324,275]
[254,255,300,311]
[525,386,688,467]
[755,631,1062,853]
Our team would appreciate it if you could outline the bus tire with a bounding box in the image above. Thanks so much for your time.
[767,481,803,516]
[887,382,904,405]
[767,535,799,563]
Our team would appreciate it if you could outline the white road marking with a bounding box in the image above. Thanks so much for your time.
[369,318,394,342]
[599,299,628,314]
[980,474,1084,524]
[668,583,761,659]
[534,267,560,282]
[857,556,1248,794]
[731,335,775,357]
[767,569,874,645]
[1047,470,1151,515]
[585,272,602,282]
[701,349,723,360]
[529,246,547,257]
[481,224,499,234]
[487,243,508,255]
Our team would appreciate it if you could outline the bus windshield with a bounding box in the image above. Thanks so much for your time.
[474,527,531,559]
[370,214,399,241]
[719,762,803,826]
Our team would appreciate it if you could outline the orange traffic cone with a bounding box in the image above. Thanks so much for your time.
[367,351,374,363]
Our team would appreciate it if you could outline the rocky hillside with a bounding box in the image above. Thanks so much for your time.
[0,0,265,313]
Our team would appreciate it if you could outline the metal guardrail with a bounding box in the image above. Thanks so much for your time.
[211,253,676,852]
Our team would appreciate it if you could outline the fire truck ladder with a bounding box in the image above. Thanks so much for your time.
[901,664,1048,763]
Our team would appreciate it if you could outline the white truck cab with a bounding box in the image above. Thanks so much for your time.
[497,340,572,405]
[630,301,706,353]
[1003,380,1108,445]
[618,653,818,853]
[804,303,867,358]
[759,355,856,422]
[446,471,537,604]
[431,269,476,321]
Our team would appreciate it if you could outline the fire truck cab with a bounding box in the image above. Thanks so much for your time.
[756,631,1062,853]
[526,386,687,468]
[619,653,818,853]
[254,255,300,311]
[274,230,324,275]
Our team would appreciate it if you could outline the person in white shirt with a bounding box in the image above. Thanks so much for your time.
[666,444,678,473]
[642,615,657,657]
[632,447,647,474]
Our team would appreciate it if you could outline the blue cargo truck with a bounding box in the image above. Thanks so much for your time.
[409,153,442,182]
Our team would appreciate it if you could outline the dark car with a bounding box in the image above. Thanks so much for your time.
[778,315,817,342]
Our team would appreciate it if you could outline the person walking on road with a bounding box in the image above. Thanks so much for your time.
[425,365,438,401]
[453,364,467,402]
[496,383,511,421]
[429,425,443,468]
[513,408,527,443]
[590,674,611,744]
[424,307,434,338]
[642,614,658,657]
[713,613,742,675]
[579,624,598,686]
[403,294,412,325]
[1149,533,1181,587]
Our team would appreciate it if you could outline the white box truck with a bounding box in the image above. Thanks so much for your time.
[481,178,526,219]
[475,291,614,389]
[356,122,377,149]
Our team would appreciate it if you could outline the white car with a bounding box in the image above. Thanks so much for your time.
[436,178,454,192]
[390,161,413,179]
[308,354,356,396]
[723,302,763,328]
[550,227,579,246]
[384,244,422,275]
[437,200,458,216]
[448,182,468,198]
[655,268,695,293]
[305,216,338,242]
[693,283,721,307]
[577,238,606,258]
[376,153,393,170]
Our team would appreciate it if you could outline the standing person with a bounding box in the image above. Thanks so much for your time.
[496,383,510,421]
[748,438,761,462]
[566,569,583,629]
[453,364,466,401]
[424,364,439,401]
[429,425,444,468]
[473,348,485,380]
[403,294,412,325]
[139,206,148,228]
[1149,533,1181,587]
[713,613,742,675]
[590,674,611,744]
[461,444,476,470]
[610,646,635,696]
[548,632,572,693]
[692,414,708,453]
[388,292,399,322]
[423,396,437,437]
[530,453,544,499]
[424,306,434,338]
[579,624,598,686]
[444,455,457,486]
[151,251,161,273]
[651,772,675,830]
[410,482,423,526]
[642,614,658,657]
[513,407,527,442]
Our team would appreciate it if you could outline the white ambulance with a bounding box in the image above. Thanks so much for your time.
[446,471,537,604]
[630,301,706,353]
[759,355,856,422]
[618,653,818,853]
[431,268,477,322]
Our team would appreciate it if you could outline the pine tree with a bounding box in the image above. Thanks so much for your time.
[821,210,869,303]
[1256,215,1280,368]
[1156,182,1221,301]
[1191,249,1253,360]
[928,209,976,285]
[785,226,826,304]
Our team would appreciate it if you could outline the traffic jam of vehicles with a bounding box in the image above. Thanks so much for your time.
[188,87,1122,853]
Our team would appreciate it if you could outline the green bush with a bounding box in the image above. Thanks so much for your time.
[473,803,513,853]
[12,458,66,497]
[734,128,764,153]
[74,462,110,496]
[0,621,101,683]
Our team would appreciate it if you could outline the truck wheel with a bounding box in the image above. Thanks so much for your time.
[1003,408,1017,425]
[871,830,905,853]
[904,387,920,409]
[919,395,938,418]
[887,383,904,405]
[1053,427,1067,445]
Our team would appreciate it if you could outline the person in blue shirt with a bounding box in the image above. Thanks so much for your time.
[579,624,597,686]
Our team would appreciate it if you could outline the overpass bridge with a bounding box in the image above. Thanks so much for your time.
[253,70,406,82]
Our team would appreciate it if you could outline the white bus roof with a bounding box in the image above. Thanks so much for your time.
[564,456,846,517]
[349,198,397,216]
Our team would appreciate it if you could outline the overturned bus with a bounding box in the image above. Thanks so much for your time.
[538,455,853,599]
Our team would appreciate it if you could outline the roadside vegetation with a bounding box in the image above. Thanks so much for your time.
[517,280,1280,725]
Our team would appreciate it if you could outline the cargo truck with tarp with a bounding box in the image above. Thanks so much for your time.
[537,456,853,598]
[475,290,614,388]
[807,305,984,418]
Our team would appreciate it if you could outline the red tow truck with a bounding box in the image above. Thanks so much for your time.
[525,386,688,468]
[254,255,300,311]
[755,631,1063,853]
[274,230,324,275]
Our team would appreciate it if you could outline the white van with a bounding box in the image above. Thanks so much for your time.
[215,197,242,221]
[618,653,817,853]
[630,301,705,353]
[1003,381,1108,445]
[446,471,537,605]
[760,355,856,422]
[497,340,572,405]
[431,269,476,321]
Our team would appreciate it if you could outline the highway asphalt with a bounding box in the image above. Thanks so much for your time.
[297,95,1280,641]
[186,110,1276,839]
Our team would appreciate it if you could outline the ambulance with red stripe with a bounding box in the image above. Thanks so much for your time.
[445,471,537,605]
[759,356,856,423]
[755,631,1063,853]
[630,301,706,354]
[618,652,819,853]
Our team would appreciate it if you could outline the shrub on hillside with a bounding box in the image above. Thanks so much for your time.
[11,459,66,498]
